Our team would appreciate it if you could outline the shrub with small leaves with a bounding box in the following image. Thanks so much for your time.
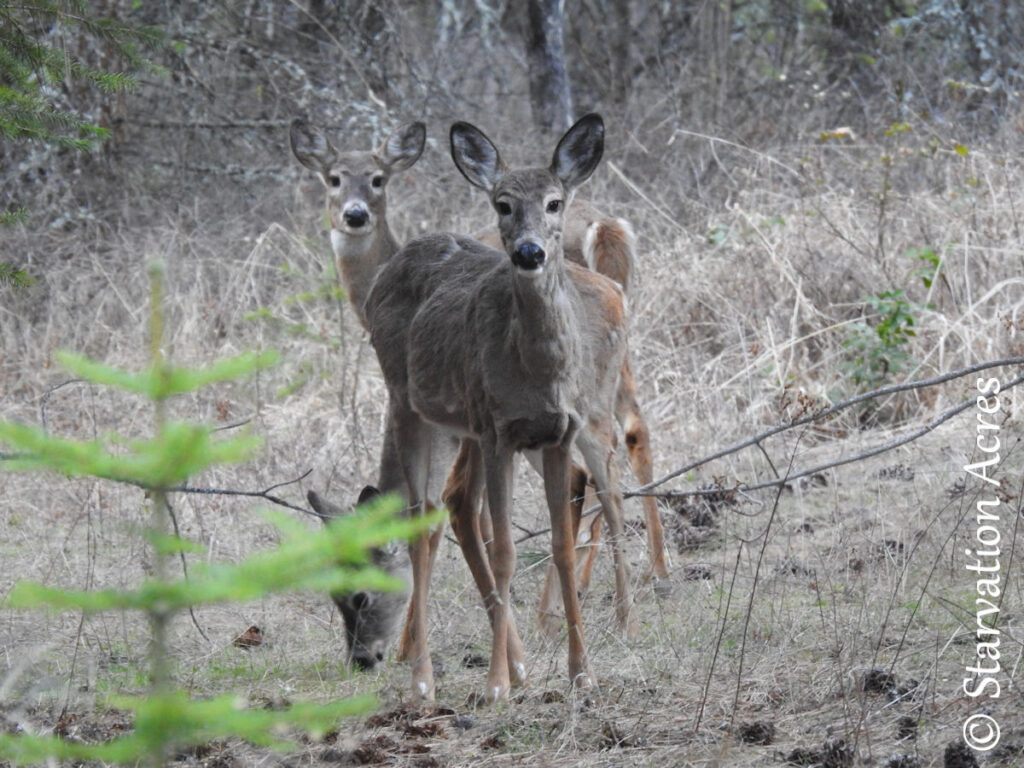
[843,289,929,390]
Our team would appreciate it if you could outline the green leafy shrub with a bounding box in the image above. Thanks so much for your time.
[843,289,926,390]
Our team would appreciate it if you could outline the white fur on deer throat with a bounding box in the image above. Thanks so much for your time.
[516,264,544,278]
[331,227,376,258]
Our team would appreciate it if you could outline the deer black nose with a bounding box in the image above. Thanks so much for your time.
[343,206,368,228]
[512,242,545,271]
[353,653,377,671]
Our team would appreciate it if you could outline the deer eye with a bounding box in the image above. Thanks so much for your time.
[371,174,384,189]
[546,199,563,214]
[495,201,512,216]
[328,174,341,188]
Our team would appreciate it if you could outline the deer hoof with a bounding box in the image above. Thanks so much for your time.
[484,684,509,705]
[413,679,435,703]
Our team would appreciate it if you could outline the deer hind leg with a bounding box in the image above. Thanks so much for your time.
[542,440,592,691]
[391,404,437,703]
[443,439,526,688]
[616,354,670,583]
[531,453,588,638]
[576,482,603,593]
[577,422,639,639]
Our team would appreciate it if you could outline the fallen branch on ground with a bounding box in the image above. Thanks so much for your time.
[626,356,1024,499]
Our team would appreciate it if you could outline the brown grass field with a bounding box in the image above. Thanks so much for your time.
[3,18,1024,764]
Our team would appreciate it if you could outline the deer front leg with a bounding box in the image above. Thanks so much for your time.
[616,355,670,583]
[542,441,592,691]
[443,439,526,688]
[392,405,436,703]
[377,417,443,664]
[480,437,518,704]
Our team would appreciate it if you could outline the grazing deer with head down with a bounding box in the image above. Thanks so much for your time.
[366,114,634,703]
[307,486,410,671]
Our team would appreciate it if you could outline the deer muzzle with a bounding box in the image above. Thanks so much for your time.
[511,240,546,273]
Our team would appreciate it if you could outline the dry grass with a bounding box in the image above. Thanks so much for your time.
[3,100,1024,767]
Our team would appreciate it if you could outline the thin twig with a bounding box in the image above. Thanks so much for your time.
[730,435,801,726]
[627,357,1024,498]
[41,378,87,435]
[170,469,317,518]
[165,495,212,643]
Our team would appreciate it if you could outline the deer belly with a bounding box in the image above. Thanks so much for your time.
[409,383,472,435]
[504,411,571,451]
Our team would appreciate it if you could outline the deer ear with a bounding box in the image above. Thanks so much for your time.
[450,121,506,192]
[307,489,345,523]
[290,118,336,173]
[551,113,604,192]
[357,485,381,506]
[378,122,426,173]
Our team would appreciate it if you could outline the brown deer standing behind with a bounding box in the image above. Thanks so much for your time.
[289,118,425,332]
[291,119,446,665]
[366,114,634,703]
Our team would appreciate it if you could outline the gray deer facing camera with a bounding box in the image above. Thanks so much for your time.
[307,487,411,671]
[366,114,634,704]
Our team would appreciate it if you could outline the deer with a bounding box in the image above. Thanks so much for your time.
[307,486,410,672]
[290,117,664,672]
[365,113,635,703]
[473,200,669,634]
[289,117,426,333]
[291,118,454,665]
[289,118,585,659]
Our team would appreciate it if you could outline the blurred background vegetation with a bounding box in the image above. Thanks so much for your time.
[3,0,1022,234]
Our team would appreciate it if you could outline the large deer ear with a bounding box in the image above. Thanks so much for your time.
[290,118,336,173]
[450,121,506,192]
[551,113,604,192]
[356,485,381,506]
[307,489,345,524]
[378,122,426,173]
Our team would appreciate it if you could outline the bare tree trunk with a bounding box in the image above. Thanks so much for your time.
[525,0,573,133]
[609,0,631,106]
[695,0,732,125]
[298,0,328,40]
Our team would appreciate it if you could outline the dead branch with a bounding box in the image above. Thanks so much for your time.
[169,469,317,517]
[627,356,1024,499]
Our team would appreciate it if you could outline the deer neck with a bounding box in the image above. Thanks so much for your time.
[509,258,580,380]
[331,223,400,331]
